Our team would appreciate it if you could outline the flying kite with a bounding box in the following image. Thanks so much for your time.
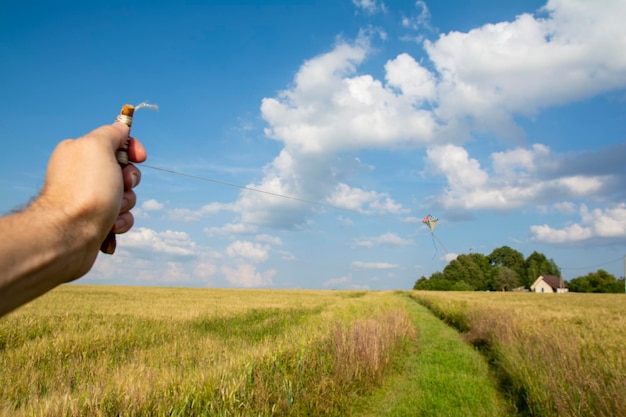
[422,214,448,259]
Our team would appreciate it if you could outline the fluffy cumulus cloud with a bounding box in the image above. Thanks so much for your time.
[117,0,625,289]
[85,0,626,288]
[226,240,270,263]
[221,264,275,287]
[261,33,438,153]
[326,184,406,214]
[240,0,626,231]
[89,226,281,287]
[531,203,626,243]
[425,0,626,139]
[142,199,164,211]
[120,227,198,257]
[426,144,616,212]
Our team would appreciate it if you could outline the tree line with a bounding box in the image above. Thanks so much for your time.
[413,245,625,293]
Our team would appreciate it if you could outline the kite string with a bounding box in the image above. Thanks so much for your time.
[139,163,362,214]
[431,233,438,259]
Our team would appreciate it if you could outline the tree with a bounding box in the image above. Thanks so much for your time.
[413,272,456,291]
[468,253,495,290]
[494,266,519,292]
[569,269,623,293]
[488,246,525,286]
[524,251,561,288]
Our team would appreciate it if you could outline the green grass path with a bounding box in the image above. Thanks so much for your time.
[355,294,513,417]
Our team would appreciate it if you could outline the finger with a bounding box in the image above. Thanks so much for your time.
[113,211,134,234]
[127,137,147,163]
[80,124,131,153]
[121,190,137,212]
[122,164,141,190]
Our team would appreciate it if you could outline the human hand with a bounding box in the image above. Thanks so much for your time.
[39,121,147,277]
[0,119,148,316]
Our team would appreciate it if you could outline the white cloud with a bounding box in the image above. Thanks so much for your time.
[256,234,282,245]
[170,202,233,222]
[142,199,164,211]
[120,227,197,256]
[196,0,625,235]
[354,232,413,248]
[426,144,611,211]
[401,1,434,32]
[531,203,626,243]
[443,253,458,262]
[553,201,577,214]
[425,0,626,138]
[205,222,258,237]
[402,216,421,223]
[221,264,275,287]
[226,240,270,263]
[326,183,407,214]
[323,275,352,288]
[352,261,398,269]
[261,33,438,154]
[385,53,436,103]
[352,0,386,15]
[193,260,217,279]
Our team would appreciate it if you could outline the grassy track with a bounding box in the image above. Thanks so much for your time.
[411,291,626,417]
[355,293,513,417]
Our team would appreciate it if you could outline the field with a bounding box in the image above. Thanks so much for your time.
[0,286,509,417]
[411,291,626,417]
[1,287,624,416]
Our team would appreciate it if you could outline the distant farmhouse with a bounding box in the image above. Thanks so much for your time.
[531,275,569,293]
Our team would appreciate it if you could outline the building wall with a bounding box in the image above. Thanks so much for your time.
[532,280,555,293]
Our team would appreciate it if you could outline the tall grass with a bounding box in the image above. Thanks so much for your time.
[411,291,626,417]
[1,286,415,416]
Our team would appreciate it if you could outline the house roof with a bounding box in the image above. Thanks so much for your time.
[540,275,568,290]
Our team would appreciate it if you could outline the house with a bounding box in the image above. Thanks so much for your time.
[531,275,569,293]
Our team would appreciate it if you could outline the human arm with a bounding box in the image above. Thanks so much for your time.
[0,122,147,317]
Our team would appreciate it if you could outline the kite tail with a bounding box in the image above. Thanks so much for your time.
[432,232,448,255]
[431,233,438,259]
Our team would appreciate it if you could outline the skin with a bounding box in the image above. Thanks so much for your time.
[0,121,147,317]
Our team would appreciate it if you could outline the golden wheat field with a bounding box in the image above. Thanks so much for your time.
[411,291,626,417]
[0,286,416,416]
[3,286,625,417]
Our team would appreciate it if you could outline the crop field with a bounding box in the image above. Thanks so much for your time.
[1,286,513,417]
[2,286,623,416]
[1,286,416,416]
[411,291,626,417]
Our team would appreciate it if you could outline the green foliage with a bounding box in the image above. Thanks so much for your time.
[568,269,624,293]
[524,251,560,288]
[413,272,453,291]
[494,266,519,292]
[414,246,562,292]
[441,254,493,291]
[488,246,525,285]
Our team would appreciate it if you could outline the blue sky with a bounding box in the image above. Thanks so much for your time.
[1,0,625,289]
